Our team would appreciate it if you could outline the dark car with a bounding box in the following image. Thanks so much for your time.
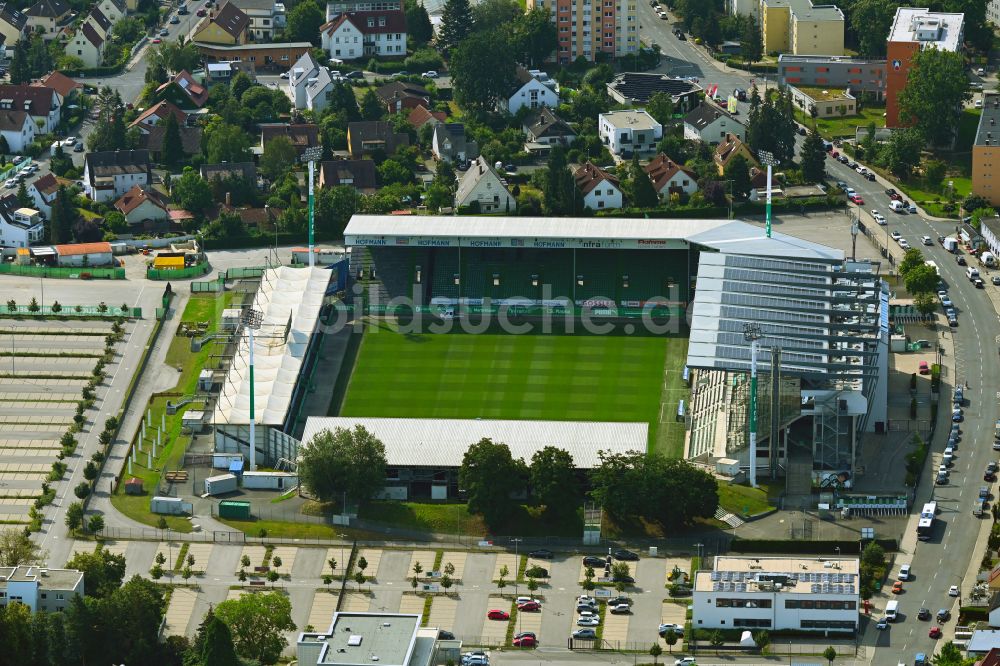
[677,32,686,40]
[866,172,876,181]
[612,574,635,584]
[885,188,899,199]
[937,609,951,622]
[613,549,639,561]
[608,596,632,606]
[797,126,807,136]
[345,70,364,79]
[73,143,84,153]
[957,256,967,266]
[917,608,931,620]
[528,549,554,559]
[438,630,455,640]
[583,556,606,568]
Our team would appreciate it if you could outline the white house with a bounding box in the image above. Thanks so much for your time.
[288,52,322,109]
[0,109,34,153]
[54,241,114,267]
[432,123,477,164]
[27,172,58,217]
[228,0,286,40]
[501,67,559,115]
[455,156,515,213]
[645,153,699,199]
[320,14,363,60]
[0,85,61,134]
[67,22,103,68]
[598,110,662,156]
[574,162,622,211]
[305,68,336,114]
[683,102,746,144]
[0,566,83,613]
[83,150,151,202]
[320,10,406,59]
[95,0,125,23]
[114,185,170,226]
[0,206,43,249]
[693,556,860,633]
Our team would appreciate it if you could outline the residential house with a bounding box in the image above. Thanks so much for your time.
[215,202,280,231]
[194,41,311,67]
[972,92,1000,205]
[644,153,698,200]
[407,105,445,131]
[200,162,257,185]
[67,23,103,68]
[259,123,319,157]
[574,161,622,210]
[25,0,70,39]
[759,0,845,56]
[288,51,322,108]
[683,102,746,144]
[714,133,758,175]
[320,10,407,59]
[96,0,125,23]
[114,185,171,227]
[128,100,187,130]
[27,172,58,217]
[0,4,27,46]
[0,566,83,612]
[598,110,662,157]
[83,149,151,202]
[138,125,202,160]
[432,123,478,164]
[0,206,43,249]
[607,73,702,110]
[318,159,378,193]
[226,0,285,41]
[84,7,111,41]
[501,67,559,114]
[375,80,430,115]
[303,68,336,114]
[33,71,81,103]
[522,107,576,147]
[154,70,209,109]
[0,85,61,133]
[193,1,250,45]
[455,156,515,213]
[54,241,114,266]
[0,109,33,152]
[346,120,409,158]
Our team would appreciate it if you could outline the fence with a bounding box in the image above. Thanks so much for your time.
[191,279,223,293]
[0,263,125,279]
[147,262,212,281]
[0,303,141,318]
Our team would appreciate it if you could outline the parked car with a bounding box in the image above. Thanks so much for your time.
[876,617,889,630]
[576,612,600,626]
[512,635,536,647]
[922,236,932,245]
[865,172,876,181]
[919,361,929,374]
[659,624,684,637]
[572,629,597,640]
[159,27,168,35]
[487,609,509,620]
[957,255,967,266]
[608,596,631,606]
[576,602,597,613]
[345,71,364,79]
[675,659,697,666]
[892,581,904,594]
[849,194,864,205]
[613,549,639,561]
[949,585,960,597]
[610,603,631,614]
[613,574,635,584]
[518,601,541,612]
[886,188,900,199]
[169,15,179,23]
[891,230,902,240]
[196,7,206,15]
[898,239,910,249]
[582,556,605,568]
[937,609,951,621]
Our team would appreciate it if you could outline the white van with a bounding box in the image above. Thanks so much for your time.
[885,600,899,621]
[967,267,981,280]
[890,200,905,213]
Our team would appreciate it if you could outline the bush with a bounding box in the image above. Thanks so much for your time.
[403,48,443,74]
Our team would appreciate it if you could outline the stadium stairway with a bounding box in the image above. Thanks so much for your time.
[714,507,745,528]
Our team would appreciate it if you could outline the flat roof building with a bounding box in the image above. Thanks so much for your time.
[778,55,886,98]
[298,613,455,666]
[0,565,84,613]
[759,0,845,56]
[885,8,964,127]
[972,92,1000,205]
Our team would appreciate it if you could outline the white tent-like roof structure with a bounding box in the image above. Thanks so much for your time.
[299,417,648,468]
[213,265,332,427]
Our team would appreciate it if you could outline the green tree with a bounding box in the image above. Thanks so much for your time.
[529,446,580,519]
[205,121,253,164]
[508,8,558,66]
[404,0,434,46]
[87,514,105,534]
[66,547,126,598]
[450,32,516,113]
[914,291,937,315]
[172,167,213,214]
[726,153,752,200]
[739,18,762,66]
[161,111,183,168]
[87,88,128,152]
[823,646,837,666]
[746,87,797,165]
[286,0,324,44]
[880,127,923,178]
[214,591,296,664]
[459,438,526,528]
[925,159,946,192]
[8,38,29,85]
[260,136,298,182]
[541,145,578,215]
[0,528,42,567]
[437,0,473,53]
[755,630,770,655]
[650,643,663,665]
[850,0,896,58]
[664,629,678,652]
[199,608,241,666]
[933,641,964,666]
[48,185,74,244]
[230,71,254,100]
[299,425,388,504]
[630,154,659,208]
[361,89,385,121]
[646,92,675,126]
[898,47,971,145]
[710,630,725,653]
[65,501,84,532]
[83,460,99,481]
[472,0,520,33]
[316,184,360,236]
[15,182,30,208]
[800,125,826,183]
[904,263,939,295]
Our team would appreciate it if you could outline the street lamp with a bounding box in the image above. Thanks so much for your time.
[242,307,263,471]
[300,146,323,267]
[743,322,763,488]
[757,150,778,238]
[510,538,522,597]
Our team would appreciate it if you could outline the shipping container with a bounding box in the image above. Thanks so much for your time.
[212,453,243,469]
[204,473,238,496]
[218,500,251,520]
[150,496,192,515]
[241,471,297,490]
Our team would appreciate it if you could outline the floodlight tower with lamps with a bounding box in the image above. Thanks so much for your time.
[757,150,778,238]
[300,146,324,268]
[743,322,763,488]
[242,307,263,471]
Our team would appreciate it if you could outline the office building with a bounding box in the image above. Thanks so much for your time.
[778,55,886,98]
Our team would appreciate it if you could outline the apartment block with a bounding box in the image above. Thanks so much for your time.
[526,0,637,63]
[972,93,1000,206]
[0,566,84,613]
[778,55,886,98]
[885,7,964,127]
[990,0,1000,28]
[759,0,844,56]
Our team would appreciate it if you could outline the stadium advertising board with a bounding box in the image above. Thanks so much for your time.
[346,235,689,250]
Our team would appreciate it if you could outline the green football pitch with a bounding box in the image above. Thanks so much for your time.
[336,322,689,455]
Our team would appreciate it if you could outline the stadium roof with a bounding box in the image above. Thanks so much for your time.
[213,266,332,427]
[299,417,647,468]
[344,215,845,261]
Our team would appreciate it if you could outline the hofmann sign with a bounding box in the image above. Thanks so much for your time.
[345,235,689,250]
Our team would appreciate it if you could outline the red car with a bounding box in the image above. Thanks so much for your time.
[919,361,930,375]
[849,194,864,205]
[151,38,162,43]
[830,150,839,158]
[513,635,537,647]
[518,601,541,612]
[196,7,206,15]
[929,626,942,639]
[487,609,510,621]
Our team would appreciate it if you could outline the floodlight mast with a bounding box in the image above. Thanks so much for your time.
[743,322,763,488]
[243,308,263,470]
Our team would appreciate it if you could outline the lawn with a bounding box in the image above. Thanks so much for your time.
[355,500,583,537]
[795,105,886,139]
[717,482,778,517]
[339,322,679,451]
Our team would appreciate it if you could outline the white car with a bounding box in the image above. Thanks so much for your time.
[422,70,439,78]
[279,72,289,79]
[922,236,932,245]
[63,136,76,145]
[3,177,15,188]
[577,613,601,626]
[871,210,886,225]
[976,99,984,108]
[898,564,911,581]
[949,585,960,597]
[891,230,902,240]
[899,239,910,249]
[845,187,857,197]
[577,595,597,605]
[676,659,697,666]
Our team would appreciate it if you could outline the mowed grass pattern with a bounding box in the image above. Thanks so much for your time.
[340,326,669,425]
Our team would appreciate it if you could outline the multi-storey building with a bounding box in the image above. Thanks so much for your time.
[0,566,84,612]
[885,7,964,127]
[759,0,844,56]
[990,0,1000,27]
[525,0,637,63]
[972,93,1000,206]
[778,55,886,98]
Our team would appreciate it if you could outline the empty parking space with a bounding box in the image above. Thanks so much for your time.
[428,595,457,631]
[492,553,518,581]
[408,550,437,577]
[269,546,297,574]
[324,547,349,578]
[341,592,371,612]
[226,589,246,601]
[185,544,213,572]
[163,588,197,638]
[356,548,382,578]
[153,542,183,570]
[240,545,267,569]
[70,540,95,559]
[603,607,629,643]
[399,593,425,616]
[481,596,511,643]
[308,590,340,628]
[100,541,127,558]
[441,552,466,580]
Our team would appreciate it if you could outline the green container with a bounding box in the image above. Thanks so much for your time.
[218,500,251,520]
